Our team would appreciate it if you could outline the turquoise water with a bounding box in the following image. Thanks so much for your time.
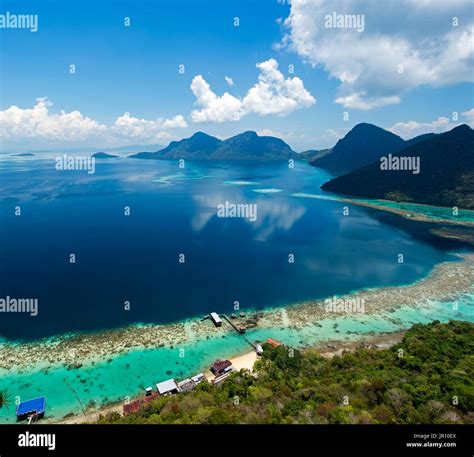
[357,198,474,223]
[0,292,473,423]
[292,192,474,224]
[1,155,473,423]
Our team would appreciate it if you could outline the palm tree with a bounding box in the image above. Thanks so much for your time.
[0,389,11,410]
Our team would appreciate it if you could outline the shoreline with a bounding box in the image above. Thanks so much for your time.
[58,350,260,424]
[1,253,473,375]
[1,253,473,424]
[54,330,405,424]
[291,193,474,227]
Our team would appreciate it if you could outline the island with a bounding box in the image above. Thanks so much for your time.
[91,152,119,159]
[321,125,474,209]
[310,123,436,174]
[130,131,297,161]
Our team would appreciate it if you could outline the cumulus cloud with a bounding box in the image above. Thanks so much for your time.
[389,117,453,139]
[162,114,188,129]
[224,76,234,86]
[190,58,315,123]
[388,109,474,138]
[242,59,316,116]
[190,75,243,123]
[0,98,186,145]
[462,108,474,125]
[282,0,474,110]
[113,112,187,141]
[0,97,106,141]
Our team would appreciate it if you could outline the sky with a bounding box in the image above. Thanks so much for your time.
[0,0,473,152]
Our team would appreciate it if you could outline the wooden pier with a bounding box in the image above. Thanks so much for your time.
[222,314,257,351]
[222,314,245,334]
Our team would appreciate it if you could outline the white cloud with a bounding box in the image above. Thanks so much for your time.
[162,114,188,129]
[388,109,473,138]
[224,76,234,86]
[282,0,474,110]
[242,59,316,116]
[0,98,186,145]
[256,128,291,141]
[190,58,315,123]
[334,94,400,111]
[112,113,164,141]
[321,128,346,143]
[112,112,187,141]
[462,108,474,125]
[0,97,106,141]
[389,117,453,139]
[190,75,243,123]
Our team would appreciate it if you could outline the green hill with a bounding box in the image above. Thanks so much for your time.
[130,131,296,161]
[310,123,406,173]
[321,125,474,209]
[98,321,474,425]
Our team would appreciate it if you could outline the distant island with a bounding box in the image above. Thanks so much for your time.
[321,125,474,209]
[91,152,119,159]
[130,131,296,161]
[310,123,436,174]
[126,124,441,166]
[12,153,35,157]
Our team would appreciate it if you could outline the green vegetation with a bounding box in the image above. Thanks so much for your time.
[130,131,296,161]
[321,125,474,209]
[99,321,473,424]
[311,122,407,173]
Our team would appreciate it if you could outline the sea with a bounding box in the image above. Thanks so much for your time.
[0,153,473,422]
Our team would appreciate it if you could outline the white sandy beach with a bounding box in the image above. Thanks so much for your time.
[57,350,259,424]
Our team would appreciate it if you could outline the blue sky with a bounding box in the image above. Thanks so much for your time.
[1,0,473,151]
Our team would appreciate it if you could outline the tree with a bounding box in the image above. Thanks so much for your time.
[0,390,11,410]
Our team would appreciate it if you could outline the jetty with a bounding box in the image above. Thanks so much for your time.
[222,314,245,334]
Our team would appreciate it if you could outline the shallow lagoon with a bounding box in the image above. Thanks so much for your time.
[0,155,473,422]
[0,292,472,423]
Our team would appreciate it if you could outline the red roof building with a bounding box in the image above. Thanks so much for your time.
[123,392,158,415]
[266,338,282,347]
[210,359,233,376]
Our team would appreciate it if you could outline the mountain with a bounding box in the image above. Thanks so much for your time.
[160,131,222,158]
[130,131,296,161]
[298,148,331,161]
[91,152,119,159]
[321,125,474,209]
[404,132,436,148]
[215,131,294,160]
[310,123,407,173]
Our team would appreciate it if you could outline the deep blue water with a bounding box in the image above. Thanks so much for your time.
[0,155,461,341]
